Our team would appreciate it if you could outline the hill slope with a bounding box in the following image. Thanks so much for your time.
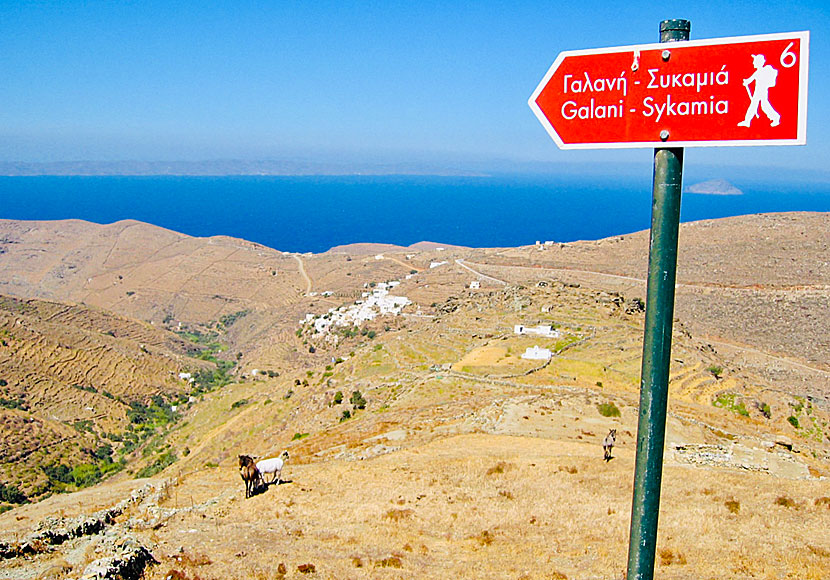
[0,212,828,579]
[0,295,212,502]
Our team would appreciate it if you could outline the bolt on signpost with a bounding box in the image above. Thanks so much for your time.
[528,20,808,580]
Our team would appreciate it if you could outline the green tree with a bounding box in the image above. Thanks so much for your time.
[0,482,27,504]
[43,463,73,484]
[71,464,101,487]
[350,390,367,410]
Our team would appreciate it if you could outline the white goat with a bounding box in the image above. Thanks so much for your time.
[256,450,289,485]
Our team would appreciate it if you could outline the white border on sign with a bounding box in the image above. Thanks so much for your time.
[528,30,809,149]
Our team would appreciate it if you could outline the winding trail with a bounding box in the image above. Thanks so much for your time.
[382,255,420,272]
[455,259,507,285]
[704,336,830,378]
[460,259,830,294]
[293,254,313,295]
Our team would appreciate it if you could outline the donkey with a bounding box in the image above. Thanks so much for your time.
[238,454,262,498]
[602,429,617,462]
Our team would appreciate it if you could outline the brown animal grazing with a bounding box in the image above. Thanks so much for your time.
[238,454,262,498]
[602,429,617,462]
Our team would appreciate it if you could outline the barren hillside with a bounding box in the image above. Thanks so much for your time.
[0,295,212,502]
[0,213,828,579]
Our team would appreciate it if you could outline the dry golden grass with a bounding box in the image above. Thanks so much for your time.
[64,433,817,580]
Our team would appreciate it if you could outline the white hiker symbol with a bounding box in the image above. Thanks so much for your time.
[738,54,780,128]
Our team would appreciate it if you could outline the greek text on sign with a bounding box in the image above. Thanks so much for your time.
[528,31,809,149]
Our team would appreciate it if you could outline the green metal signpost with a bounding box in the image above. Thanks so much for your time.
[626,18,689,580]
[529,17,809,580]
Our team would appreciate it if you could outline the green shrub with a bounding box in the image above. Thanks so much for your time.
[0,396,27,410]
[0,482,27,504]
[218,310,250,328]
[333,391,343,404]
[135,451,177,478]
[71,464,101,487]
[292,432,309,441]
[707,365,724,379]
[787,415,800,429]
[230,398,249,410]
[713,393,749,417]
[43,463,73,485]
[93,444,113,462]
[72,419,94,433]
[597,402,621,417]
[340,410,351,422]
[350,390,367,410]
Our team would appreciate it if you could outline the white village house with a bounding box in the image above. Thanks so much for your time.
[521,345,552,360]
[514,324,560,338]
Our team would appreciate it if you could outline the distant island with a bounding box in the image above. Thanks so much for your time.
[686,178,743,196]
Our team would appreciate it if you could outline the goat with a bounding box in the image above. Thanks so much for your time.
[238,454,262,498]
[256,450,289,485]
[602,429,617,462]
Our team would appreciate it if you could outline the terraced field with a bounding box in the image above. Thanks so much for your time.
[0,295,212,499]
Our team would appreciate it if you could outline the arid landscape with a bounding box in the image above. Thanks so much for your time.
[0,212,828,579]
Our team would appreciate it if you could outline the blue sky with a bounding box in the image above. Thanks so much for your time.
[1,1,827,176]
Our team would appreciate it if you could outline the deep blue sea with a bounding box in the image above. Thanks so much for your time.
[1,175,828,253]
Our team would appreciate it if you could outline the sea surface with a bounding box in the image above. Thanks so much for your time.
[1,175,829,253]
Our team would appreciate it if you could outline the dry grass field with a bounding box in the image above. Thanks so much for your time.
[0,213,828,579]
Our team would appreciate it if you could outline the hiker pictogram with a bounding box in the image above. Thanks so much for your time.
[738,54,780,127]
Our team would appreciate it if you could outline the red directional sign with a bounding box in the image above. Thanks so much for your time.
[529,31,809,149]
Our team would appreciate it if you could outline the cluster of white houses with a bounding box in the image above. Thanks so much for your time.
[301,281,411,338]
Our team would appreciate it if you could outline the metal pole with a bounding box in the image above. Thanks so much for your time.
[626,18,690,580]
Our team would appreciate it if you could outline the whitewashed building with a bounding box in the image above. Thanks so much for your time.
[514,324,560,338]
[522,345,552,360]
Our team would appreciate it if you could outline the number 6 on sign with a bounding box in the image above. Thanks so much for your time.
[780,42,797,68]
